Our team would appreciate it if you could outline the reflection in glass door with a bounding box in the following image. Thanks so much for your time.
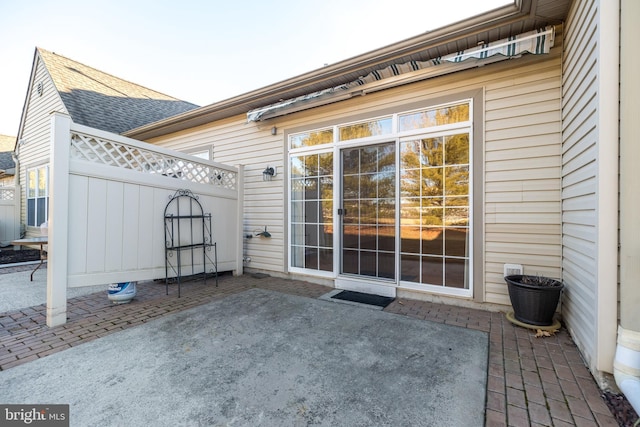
[340,142,396,280]
[399,133,470,289]
[290,152,334,272]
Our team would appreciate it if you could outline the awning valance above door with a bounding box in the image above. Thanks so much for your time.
[247,26,554,122]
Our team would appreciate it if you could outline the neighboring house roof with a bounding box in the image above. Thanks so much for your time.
[37,48,199,134]
[0,152,14,173]
[125,0,572,140]
[0,135,16,177]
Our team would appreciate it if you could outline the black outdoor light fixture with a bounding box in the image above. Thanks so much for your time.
[262,166,276,181]
[256,226,271,238]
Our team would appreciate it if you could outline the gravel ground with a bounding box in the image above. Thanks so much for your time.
[603,391,639,427]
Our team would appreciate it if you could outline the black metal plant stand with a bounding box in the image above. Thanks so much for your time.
[164,189,217,297]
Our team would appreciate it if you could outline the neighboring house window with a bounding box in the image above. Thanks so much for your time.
[27,165,48,227]
[288,100,473,296]
[191,151,210,160]
[183,145,213,161]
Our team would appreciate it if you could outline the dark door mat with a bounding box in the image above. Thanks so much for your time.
[331,290,395,308]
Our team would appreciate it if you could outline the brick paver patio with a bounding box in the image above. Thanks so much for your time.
[0,265,622,426]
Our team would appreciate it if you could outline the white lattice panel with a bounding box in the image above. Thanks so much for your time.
[70,132,237,190]
[0,187,15,201]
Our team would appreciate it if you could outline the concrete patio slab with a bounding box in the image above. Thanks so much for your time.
[0,288,488,426]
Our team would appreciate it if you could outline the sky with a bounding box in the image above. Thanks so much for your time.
[0,0,510,137]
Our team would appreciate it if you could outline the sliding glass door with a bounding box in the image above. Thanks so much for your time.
[340,142,396,280]
[289,99,472,296]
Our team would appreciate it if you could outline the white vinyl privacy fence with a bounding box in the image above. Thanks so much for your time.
[47,113,243,326]
[0,186,20,246]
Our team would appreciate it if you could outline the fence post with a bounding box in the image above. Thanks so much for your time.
[13,185,21,242]
[46,112,71,327]
[235,165,244,276]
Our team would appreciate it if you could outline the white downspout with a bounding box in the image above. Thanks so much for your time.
[12,140,23,239]
[614,328,640,413]
[615,0,640,414]
[12,146,19,186]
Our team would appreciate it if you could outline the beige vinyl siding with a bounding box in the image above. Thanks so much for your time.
[148,34,563,300]
[561,0,613,375]
[484,61,563,304]
[17,54,67,232]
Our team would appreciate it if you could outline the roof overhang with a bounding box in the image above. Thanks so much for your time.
[124,0,571,140]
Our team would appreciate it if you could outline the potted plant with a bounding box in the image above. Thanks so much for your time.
[505,274,564,326]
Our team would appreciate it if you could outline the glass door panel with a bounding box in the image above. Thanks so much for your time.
[399,133,470,290]
[340,142,396,280]
[290,152,334,272]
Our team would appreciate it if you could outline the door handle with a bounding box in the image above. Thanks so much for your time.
[338,208,348,216]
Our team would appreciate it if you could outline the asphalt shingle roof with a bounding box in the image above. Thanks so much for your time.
[38,48,199,134]
[0,135,15,172]
[0,152,14,171]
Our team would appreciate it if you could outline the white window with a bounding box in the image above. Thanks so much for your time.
[183,145,213,161]
[27,165,48,227]
[191,151,210,160]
